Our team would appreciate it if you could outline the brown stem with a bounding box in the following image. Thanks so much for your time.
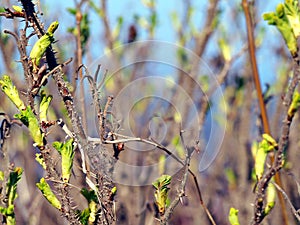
[242,0,289,224]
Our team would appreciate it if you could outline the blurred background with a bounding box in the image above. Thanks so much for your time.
[1,0,300,224]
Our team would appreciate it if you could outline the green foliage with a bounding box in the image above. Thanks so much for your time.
[218,38,231,61]
[0,171,4,181]
[263,0,300,56]
[52,138,75,182]
[228,207,240,225]
[0,167,23,225]
[0,76,44,148]
[14,106,44,147]
[6,167,23,206]
[264,179,276,216]
[78,188,98,225]
[152,174,172,216]
[39,90,53,122]
[12,5,23,13]
[0,75,26,111]
[36,178,61,210]
[35,153,47,170]
[30,21,59,71]
[288,91,300,117]
[253,133,277,180]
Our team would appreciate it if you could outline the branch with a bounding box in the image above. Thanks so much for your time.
[242,1,289,223]
[92,132,216,224]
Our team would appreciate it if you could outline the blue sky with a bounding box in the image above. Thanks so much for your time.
[0,0,284,87]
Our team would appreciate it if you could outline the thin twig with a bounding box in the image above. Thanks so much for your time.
[90,132,216,224]
[160,131,191,225]
[242,1,289,224]
[272,181,300,222]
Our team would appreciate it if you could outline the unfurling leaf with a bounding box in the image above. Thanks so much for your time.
[79,188,98,225]
[152,174,172,216]
[263,0,300,56]
[253,134,277,180]
[0,75,26,111]
[6,167,23,206]
[36,178,61,210]
[52,139,75,182]
[0,167,23,225]
[14,106,44,147]
[30,21,59,71]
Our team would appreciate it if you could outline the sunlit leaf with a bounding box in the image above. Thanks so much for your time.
[36,178,61,210]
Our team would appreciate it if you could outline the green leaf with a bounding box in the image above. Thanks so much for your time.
[284,0,300,37]
[152,175,172,215]
[14,106,44,147]
[0,75,26,111]
[80,188,98,203]
[66,7,77,15]
[264,179,276,216]
[218,38,231,61]
[0,168,22,225]
[288,91,300,117]
[6,167,23,206]
[263,1,299,56]
[30,21,59,70]
[12,5,23,13]
[52,139,75,182]
[79,188,99,225]
[35,153,46,170]
[253,134,277,180]
[0,170,4,180]
[77,208,90,225]
[228,207,240,225]
[0,205,16,225]
[36,178,61,210]
[39,90,53,122]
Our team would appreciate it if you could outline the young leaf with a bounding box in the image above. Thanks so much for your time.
[79,188,99,225]
[288,91,300,118]
[6,167,23,206]
[0,170,4,181]
[36,178,61,210]
[264,179,276,216]
[152,174,172,216]
[254,134,277,180]
[284,0,300,37]
[30,21,59,71]
[35,153,46,170]
[39,90,53,122]
[12,5,23,13]
[14,106,44,147]
[0,205,16,225]
[228,207,240,225]
[263,1,299,56]
[0,75,26,111]
[52,139,75,182]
